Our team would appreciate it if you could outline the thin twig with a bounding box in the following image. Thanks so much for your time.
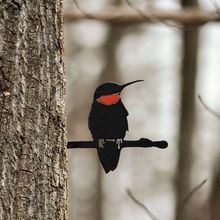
[72,0,125,23]
[127,179,206,220]
[72,0,94,19]
[126,189,159,220]
[181,179,207,208]
[125,0,182,29]
[198,95,220,119]
[124,0,204,30]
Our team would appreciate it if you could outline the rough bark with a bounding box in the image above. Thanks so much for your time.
[175,0,199,220]
[0,1,67,220]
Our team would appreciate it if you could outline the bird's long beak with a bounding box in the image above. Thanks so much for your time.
[120,80,144,90]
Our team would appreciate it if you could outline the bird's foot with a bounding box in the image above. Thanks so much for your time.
[116,139,123,149]
[98,139,105,148]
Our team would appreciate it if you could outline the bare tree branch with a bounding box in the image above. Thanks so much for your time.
[126,189,159,220]
[198,95,220,119]
[72,0,125,23]
[127,179,206,220]
[124,0,185,29]
[64,8,220,25]
[180,179,207,209]
[67,138,168,149]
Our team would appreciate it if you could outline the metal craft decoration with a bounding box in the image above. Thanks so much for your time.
[68,81,168,173]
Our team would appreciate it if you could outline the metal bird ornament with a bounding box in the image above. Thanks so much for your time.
[88,80,144,173]
[67,80,168,173]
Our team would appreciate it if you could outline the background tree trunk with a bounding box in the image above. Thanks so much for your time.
[175,0,199,220]
[0,1,68,219]
[96,22,124,220]
[210,159,220,220]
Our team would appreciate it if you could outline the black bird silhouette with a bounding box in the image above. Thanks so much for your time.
[88,80,144,173]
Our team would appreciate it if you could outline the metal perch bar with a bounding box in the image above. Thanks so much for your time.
[67,138,168,149]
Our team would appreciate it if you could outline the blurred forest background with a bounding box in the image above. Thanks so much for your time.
[63,0,220,220]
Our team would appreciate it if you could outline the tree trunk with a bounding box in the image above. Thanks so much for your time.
[175,0,199,220]
[210,162,220,220]
[94,1,125,219]
[96,23,124,220]
[0,1,68,219]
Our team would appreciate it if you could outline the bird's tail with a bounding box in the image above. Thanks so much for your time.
[97,142,121,173]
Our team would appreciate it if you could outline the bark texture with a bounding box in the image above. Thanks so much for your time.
[0,1,67,219]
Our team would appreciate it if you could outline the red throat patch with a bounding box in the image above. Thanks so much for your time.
[97,93,120,105]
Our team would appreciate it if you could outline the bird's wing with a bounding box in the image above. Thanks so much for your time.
[119,101,129,131]
[88,107,98,139]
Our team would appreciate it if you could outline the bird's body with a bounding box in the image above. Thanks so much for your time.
[89,100,128,139]
[88,80,143,173]
[89,100,128,173]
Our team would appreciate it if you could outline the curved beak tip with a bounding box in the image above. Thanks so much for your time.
[121,80,144,90]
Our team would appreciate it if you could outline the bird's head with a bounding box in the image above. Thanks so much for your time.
[94,80,144,106]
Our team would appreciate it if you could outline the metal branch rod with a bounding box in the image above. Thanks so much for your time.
[67,138,168,149]
[64,8,220,25]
